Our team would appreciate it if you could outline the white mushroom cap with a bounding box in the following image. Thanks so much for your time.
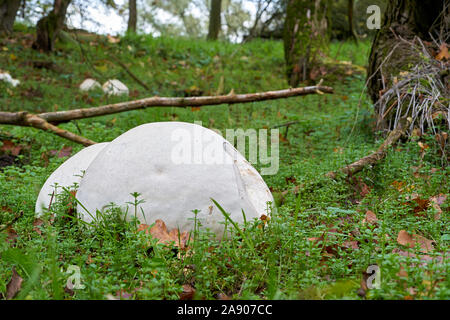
[76,122,274,236]
[102,79,129,96]
[79,78,101,92]
[35,143,109,216]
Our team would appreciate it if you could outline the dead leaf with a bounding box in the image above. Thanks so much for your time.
[418,142,429,158]
[435,132,448,150]
[362,210,378,225]
[1,140,22,156]
[391,180,406,192]
[5,225,18,244]
[216,293,231,300]
[397,230,415,248]
[6,267,23,299]
[429,194,447,220]
[412,197,430,213]
[342,240,359,249]
[397,230,434,253]
[50,146,72,158]
[412,234,435,253]
[137,220,189,249]
[397,265,408,278]
[32,218,44,235]
[179,284,195,300]
[435,43,449,61]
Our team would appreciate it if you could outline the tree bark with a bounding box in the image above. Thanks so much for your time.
[32,0,71,52]
[367,0,446,105]
[283,0,330,87]
[0,0,21,34]
[347,0,357,41]
[207,0,222,40]
[127,0,137,33]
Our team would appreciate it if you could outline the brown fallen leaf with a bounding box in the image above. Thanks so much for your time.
[179,284,195,300]
[50,146,73,158]
[33,218,44,235]
[397,230,435,253]
[362,210,378,225]
[435,132,448,150]
[1,140,22,156]
[391,180,406,192]
[397,230,415,248]
[412,197,430,214]
[137,220,190,249]
[216,293,231,300]
[342,240,359,250]
[429,194,447,220]
[435,43,449,61]
[412,234,435,253]
[6,267,23,299]
[5,225,18,244]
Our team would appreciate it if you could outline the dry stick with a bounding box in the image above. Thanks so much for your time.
[0,85,333,146]
[0,112,96,146]
[326,118,411,180]
[37,85,334,124]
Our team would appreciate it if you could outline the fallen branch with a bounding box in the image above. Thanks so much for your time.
[326,118,411,179]
[37,85,333,124]
[0,85,333,146]
[0,112,96,146]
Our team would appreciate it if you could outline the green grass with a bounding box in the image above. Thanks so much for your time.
[0,28,448,300]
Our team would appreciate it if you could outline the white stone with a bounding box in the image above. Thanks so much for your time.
[35,143,109,216]
[0,72,20,87]
[79,78,101,92]
[76,122,274,236]
[102,79,129,96]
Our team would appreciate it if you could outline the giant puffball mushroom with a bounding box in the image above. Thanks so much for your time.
[79,78,101,92]
[0,72,20,87]
[35,142,109,216]
[76,122,274,237]
[102,79,129,96]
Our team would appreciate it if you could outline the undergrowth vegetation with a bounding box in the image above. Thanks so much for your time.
[0,26,448,300]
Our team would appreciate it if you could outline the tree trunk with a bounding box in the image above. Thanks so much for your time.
[347,0,357,41]
[283,0,329,87]
[32,0,71,52]
[0,0,21,34]
[127,0,137,33]
[367,0,446,105]
[207,0,222,40]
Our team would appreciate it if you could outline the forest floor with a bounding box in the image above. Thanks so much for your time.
[0,26,448,300]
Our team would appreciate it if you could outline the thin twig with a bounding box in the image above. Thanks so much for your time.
[109,55,151,91]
